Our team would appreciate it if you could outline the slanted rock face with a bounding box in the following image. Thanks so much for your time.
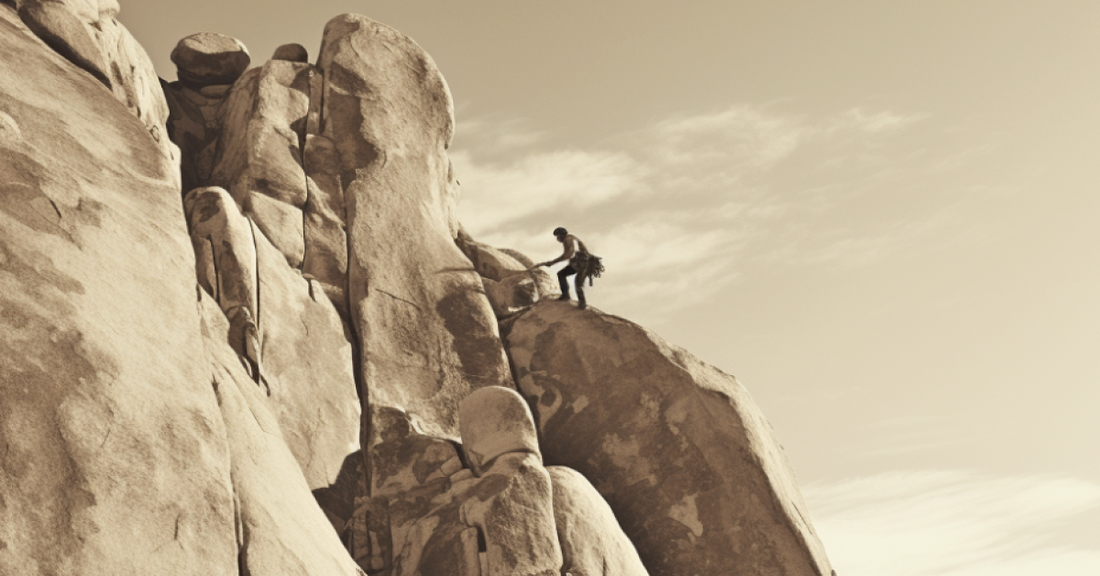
[14,0,173,159]
[316,14,512,469]
[548,466,649,576]
[0,7,236,573]
[504,301,834,576]
[198,294,365,576]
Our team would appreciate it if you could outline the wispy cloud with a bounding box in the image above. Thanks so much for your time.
[804,470,1100,576]
[452,104,983,322]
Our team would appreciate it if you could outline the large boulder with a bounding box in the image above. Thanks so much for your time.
[504,301,834,576]
[316,14,512,477]
[548,466,649,576]
[14,0,173,158]
[0,8,236,573]
[171,32,251,87]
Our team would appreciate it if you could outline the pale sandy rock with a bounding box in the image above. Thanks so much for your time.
[317,14,512,456]
[183,187,259,349]
[171,31,251,87]
[548,466,649,576]
[459,386,541,475]
[15,0,172,158]
[482,274,539,318]
[389,453,561,576]
[209,59,315,267]
[302,133,348,313]
[504,300,834,576]
[456,230,557,298]
[0,11,236,573]
[253,222,360,490]
[184,186,359,491]
[199,294,365,576]
[274,42,309,62]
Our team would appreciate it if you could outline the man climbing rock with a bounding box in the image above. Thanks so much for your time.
[534,227,594,310]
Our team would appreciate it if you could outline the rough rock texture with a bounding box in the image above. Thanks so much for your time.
[171,32,251,87]
[3,3,833,573]
[456,229,557,299]
[504,300,833,576]
[356,387,562,576]
[548,466,649,576]
[208,59,313,267]
[253,222,360,490]
[14,0,173,158]
[200,294,365,576]
[317,14,512,467]
[184,185,359,491]
[0,8,236,572]
[482,274,539,318]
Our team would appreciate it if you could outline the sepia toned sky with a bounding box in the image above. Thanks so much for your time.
[121,1,1099,573]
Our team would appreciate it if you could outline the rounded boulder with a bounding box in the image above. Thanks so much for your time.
[171,32,251,86]
[459,386,540,475]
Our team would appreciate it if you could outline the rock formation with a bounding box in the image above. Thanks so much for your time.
[503,300,834,576]
[0,2,834,575]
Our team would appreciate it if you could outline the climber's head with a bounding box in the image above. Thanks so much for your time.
[553,227,567,241]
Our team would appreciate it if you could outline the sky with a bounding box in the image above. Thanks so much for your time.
[120,1,1100,573]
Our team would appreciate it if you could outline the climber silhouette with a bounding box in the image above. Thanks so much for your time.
[533,227,592,310]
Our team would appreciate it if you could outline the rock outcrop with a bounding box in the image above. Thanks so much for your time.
[1,2,833,574]
[504,300,833,576]
[0,6,236,572]
[316,14,513,493]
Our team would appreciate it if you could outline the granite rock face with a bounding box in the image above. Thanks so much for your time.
[504,300,833,576]
[199,294,364,576]
[316,14,513,477]
[14,0,173,159]
[2,3,832,574]
[0,7,236,572]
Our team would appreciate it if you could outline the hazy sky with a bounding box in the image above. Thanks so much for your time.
[121,1,1099,573]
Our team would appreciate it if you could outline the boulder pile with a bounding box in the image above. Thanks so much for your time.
[0,2,834,575]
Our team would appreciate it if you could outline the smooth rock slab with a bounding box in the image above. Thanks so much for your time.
[504,300,834,576]
[317,14,512,467]
[0,9,236,573]
[200,294,365,576]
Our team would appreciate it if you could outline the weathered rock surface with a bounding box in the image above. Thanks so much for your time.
[253,221,360,489]
[199,294,365,576]
[355,387,562,576]
[456,229,558,299]
[0,8,236,572]
[548,466,649,576]
[184,185,359,491]
[317,14,512,468]
[504,300,833,576]
[14,0,172,158]
[171,32,251,87]
[208,58,313,267]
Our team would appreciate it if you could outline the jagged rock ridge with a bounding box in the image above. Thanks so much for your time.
[0,2,834,575]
